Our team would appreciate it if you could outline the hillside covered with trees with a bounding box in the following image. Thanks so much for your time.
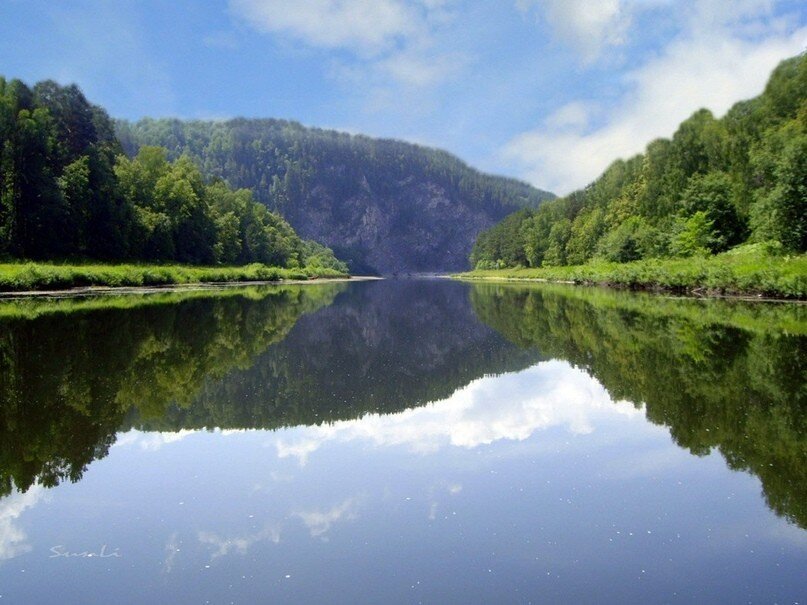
[0,78,346,273]
[116,118,554,274]
[471,53,806,271]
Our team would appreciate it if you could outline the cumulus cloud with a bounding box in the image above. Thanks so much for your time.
[230,0,465,90]
[230,0,420,55]
[273,360,641,464]
[113,429,199,451]
[503,1,807,194]
[517,0,632,63]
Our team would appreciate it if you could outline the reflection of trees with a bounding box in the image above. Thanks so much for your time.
[126,280,541,431]
[470,282,806,528]
[0,285,343,497]
[0,280,540,498]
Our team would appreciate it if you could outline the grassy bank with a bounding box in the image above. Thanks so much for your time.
[455,245,807,299]
[0,262,349,293]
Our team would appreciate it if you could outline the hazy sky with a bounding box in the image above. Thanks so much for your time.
[1,0,805,194]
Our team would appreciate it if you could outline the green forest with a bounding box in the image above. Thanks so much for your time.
[471,54,806,271]
[115,117,553,226]
[115,113,554,274]
[0,78,346,272]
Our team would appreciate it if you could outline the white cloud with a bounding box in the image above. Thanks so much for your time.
[0,487,46,561]
[518,0,632,63]
[230,0,419,55]
[503,2,807,194]
[230,0,465,91]
[377,48,467,87]
[274,360,641,464]
[114,429,199,451]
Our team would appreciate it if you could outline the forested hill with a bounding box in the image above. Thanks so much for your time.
[471,53,806,269]
[0,77,346,273]
[116,119,554,274]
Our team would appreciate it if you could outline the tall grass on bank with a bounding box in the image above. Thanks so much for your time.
[455,244,807,299]
[0,262,348,293]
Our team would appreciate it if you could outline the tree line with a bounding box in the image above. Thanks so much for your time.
[0,78,346,271]
[471,53,806,269]
[115,117,555,228]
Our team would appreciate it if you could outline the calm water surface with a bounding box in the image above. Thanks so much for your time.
[0,279,804,604]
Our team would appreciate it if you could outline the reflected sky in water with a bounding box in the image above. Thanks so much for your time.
[0,280,804,604]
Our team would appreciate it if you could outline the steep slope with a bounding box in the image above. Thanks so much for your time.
[471,53,806,269]
[116,119,554,274]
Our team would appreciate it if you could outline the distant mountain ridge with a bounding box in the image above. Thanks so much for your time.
[116,118,554,274]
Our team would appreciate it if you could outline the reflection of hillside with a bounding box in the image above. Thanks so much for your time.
[470,282,806,528]
[0,285,344,497]
[126,280,541,431]
[0,281,540,498]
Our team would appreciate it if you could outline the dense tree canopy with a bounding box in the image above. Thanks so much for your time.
[0,78,345,271]
[115,117,555,273]
[115,118,553,220]
[472,53,807,269]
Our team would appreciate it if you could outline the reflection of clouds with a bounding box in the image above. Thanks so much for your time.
[293,497,362,538]
[196,496,362,560]
[114,429,198,451]
[275,361,640,464]
[0,486,46,561]
[163,532,181,574]
[198,525,281,559]
[114,428,256,451]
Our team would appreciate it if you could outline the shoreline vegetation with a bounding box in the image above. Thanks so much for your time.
[455,244,807,300]
[466,55,806,301]
[0,261,350,294]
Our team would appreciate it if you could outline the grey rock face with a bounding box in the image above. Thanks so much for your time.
[287,179,513,274]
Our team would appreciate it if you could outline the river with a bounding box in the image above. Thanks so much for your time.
[0,279,804,603]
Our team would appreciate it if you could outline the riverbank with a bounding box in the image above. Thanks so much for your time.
[0,262,351,294]
[454,246,807,300]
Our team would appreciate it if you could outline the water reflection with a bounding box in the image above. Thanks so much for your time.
[0,279,805,603]
[271,361,642,463]
[0,280,805,528]
[470,282,807,528]
[0,284,346,497]
[0,281,539,496]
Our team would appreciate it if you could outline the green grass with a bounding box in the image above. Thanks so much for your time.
[0,261,349,293]
[456,244,807,299]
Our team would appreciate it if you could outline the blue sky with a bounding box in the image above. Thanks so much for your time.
[1,0,805,195]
